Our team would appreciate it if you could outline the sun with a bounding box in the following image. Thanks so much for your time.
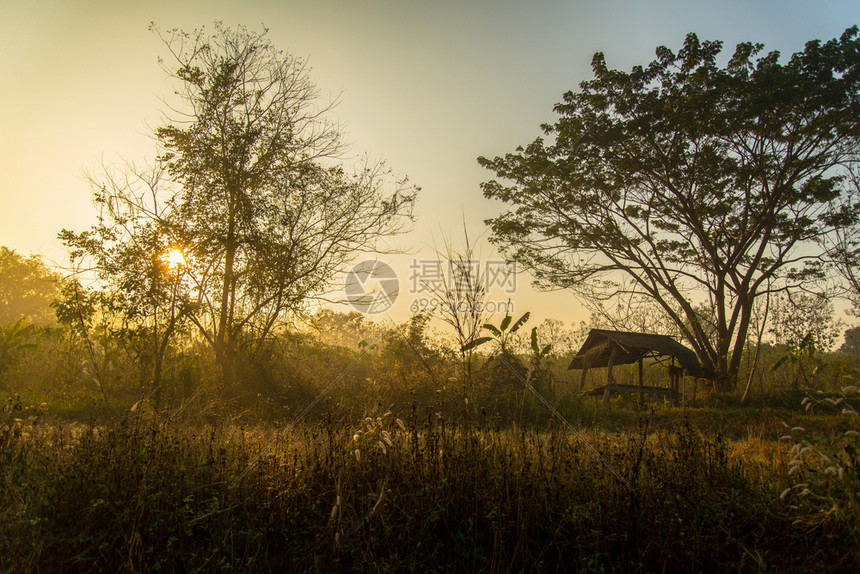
[161,247,187,270]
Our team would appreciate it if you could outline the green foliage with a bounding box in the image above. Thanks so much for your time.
[0,247,60,326]
[530,325,552,359]
[771,331,829,389]
[51,279,99,336]
[479,27,860,389]
[309,308,380,351]
[840,325,860,356]
[770,292,841,354]
[0,318,36,386]
[462,310,530,355]
[525,326,555,396]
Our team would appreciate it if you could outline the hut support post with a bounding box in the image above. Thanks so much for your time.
[603,346,617,408]
[670,359,680,403]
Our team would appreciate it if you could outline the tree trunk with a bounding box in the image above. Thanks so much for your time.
[216,194,237,389]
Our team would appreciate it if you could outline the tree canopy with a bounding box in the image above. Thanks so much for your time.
[479,27,860,388]
[0,247,60,326]
[62,23,416,389]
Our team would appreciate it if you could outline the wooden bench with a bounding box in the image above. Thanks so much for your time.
[586,383,678,402]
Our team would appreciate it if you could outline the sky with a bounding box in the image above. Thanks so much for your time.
[1,0,859,329]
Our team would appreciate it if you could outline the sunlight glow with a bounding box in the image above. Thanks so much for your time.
[161,247,187,270]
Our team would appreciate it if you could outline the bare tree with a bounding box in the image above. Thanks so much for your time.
[428,233,488,392]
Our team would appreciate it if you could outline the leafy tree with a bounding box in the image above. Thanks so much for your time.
[0,247,60,326]
[376,312,449,395]
[839,325,860,355]
[770,332,828,390]
[308,308,379,350]
[479,28,860,389]
[0,318,36,388]
[51,278,121,406]
[59,178,194,404]
[63,23,416,388]
[769,292,841,353]
[526,318,581,356]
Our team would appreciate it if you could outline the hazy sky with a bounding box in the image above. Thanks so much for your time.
[1,0,858,326]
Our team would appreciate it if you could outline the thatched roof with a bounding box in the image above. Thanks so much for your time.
[567,329,706,378]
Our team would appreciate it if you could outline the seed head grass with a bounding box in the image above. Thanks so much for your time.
[1,402,853,573]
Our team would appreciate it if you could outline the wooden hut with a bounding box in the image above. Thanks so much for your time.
[568,329,706,406]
